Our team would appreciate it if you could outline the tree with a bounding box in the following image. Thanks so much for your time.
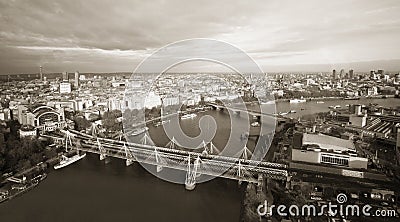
[243,183,264,222]
[0,154,5,171]
[7,120,20,135]
[74,116,91,131]
[102,111,123,132]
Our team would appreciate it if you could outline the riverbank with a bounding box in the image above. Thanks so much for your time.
[274,95,396,103]
[0,153,242,222]
[0,150,62,205]
[2,154,59,184]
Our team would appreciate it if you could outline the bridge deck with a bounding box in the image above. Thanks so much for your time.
[43,130,288,182]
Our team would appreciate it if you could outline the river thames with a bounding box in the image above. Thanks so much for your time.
[0,98,398,221]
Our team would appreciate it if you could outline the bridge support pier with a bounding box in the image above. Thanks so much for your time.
[185,154,198,191]
[257,174,264,194]
[185,175,196,191]
[126,159,134,166]
[156,165,163,173]
[99,154,107,161]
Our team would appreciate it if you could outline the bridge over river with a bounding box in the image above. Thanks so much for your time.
[42,128,288,190]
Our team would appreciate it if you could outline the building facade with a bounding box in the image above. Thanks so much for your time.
[291,133,368,169]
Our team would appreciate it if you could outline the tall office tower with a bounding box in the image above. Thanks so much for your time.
[349,69,354,79]
[62,71,68,81]
[397,127,400,165]
[395,73,400,83]
[74,71,80,88]
[370,70,375,79]
[332,69,337,79]
[339,69,345,79]
[377,69,384,75]
[39,66,43,81]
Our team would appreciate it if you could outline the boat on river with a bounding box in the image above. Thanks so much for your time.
[181,113,197,120]
[344,97,360,100]
[1,173,47,204]
[289,98,306,103]
[54,153,87,170]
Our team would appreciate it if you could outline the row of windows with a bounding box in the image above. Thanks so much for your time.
[321,155,349,166]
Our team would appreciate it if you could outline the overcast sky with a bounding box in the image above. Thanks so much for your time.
[1,0,400,74]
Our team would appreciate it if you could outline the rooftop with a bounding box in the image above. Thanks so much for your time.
[303,133,355,152]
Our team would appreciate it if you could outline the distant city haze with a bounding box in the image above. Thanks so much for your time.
[0,0,400,74]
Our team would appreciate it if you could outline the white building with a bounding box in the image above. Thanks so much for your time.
[16,105,67,133]
[144,92,161,108]
[19,125,37,138]
[291,133,368,169]
[0,109,11,121]
[163,97,180,106]
[59,82,72,94]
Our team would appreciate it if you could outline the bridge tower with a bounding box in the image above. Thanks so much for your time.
[64,130,73,152]
[237,159,244,185]
[141,133,154,146]
[153,147,165,172]
[238,145,253,160]
[116,130,124,141]
[166,136,179,149]
[96,138,107,161]
[201,140,220,156]
[193,155,202,178]
[201,140,208,155]
[124,142,135,166]
[90,123,99,137]
[236,145,253,184]
[209,141,220,154]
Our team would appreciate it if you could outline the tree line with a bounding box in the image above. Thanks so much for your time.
[0,120,55,174]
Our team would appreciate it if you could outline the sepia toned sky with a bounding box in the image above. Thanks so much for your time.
[0,0,400,74]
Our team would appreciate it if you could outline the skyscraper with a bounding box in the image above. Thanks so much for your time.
[339,69,345,79]
[349,69,354,79]
[74,71,80,88]
[62,72,68,81]
[39,66,43,81]
[332,69,337,79]
[397,127,400,165]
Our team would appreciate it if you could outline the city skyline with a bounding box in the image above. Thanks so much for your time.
[1,0,400,74]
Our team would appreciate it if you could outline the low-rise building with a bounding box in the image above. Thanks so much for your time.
[19,125,37,138]
[291,133,368,169]
[59,82,71,94]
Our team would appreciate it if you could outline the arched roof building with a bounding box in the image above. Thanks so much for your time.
[26,104,66,132]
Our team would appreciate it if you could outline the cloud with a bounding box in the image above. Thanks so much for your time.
[0,0,399,73]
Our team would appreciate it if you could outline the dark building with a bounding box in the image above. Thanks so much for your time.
[349,69,354,79]
[39,66,43,81]
[397,127,400,165]
[332,69,337,80]
[62,72,68,81]
[339,69,345,79]
[293,132,303,149]
[74,71,80,89]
